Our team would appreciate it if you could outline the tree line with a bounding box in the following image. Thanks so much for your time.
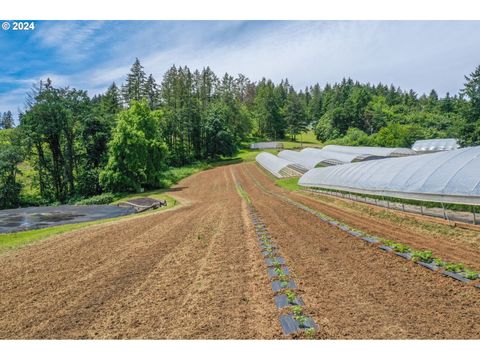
[0,59,479,209]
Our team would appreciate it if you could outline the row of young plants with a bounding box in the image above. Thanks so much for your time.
[251,207,317,338]
[246,169,480,286]
[233,173,318,338]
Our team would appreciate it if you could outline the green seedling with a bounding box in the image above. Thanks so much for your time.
[295,315,308,327]
[304,328,316,339]
[274,267,285,276]
[280,280,289,288]
[272,259,281,267]
[434,258,446,267]
[444,262,465,273]
[412,250,433,263]
[292,305,303,317]
[462,270,478,280]
[392,243,411,253]
[278,274,289,282]
[285,290,296,304]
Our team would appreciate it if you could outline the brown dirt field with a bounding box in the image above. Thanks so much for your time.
[237,163,480,339]
[250,164,480,271]
[1,161,480,339]
[0,166,279,339]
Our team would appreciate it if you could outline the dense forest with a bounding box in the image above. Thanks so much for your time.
[1,59,480,209]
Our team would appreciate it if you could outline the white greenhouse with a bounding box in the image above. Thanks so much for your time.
[250,142,283,150]
[299,148,383,166]
[299,147,480,205]
[279,148,381,169]
[322,144,416,157]
[255,152,303,178]
[412,138,460,153]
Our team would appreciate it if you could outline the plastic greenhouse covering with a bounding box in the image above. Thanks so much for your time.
[299,147,480,205]
[279,149,378,169]
[250,142,283,149]
[411,138,459,153]
[299,148,383,166]
[255,152,302,178]
[322,145,416,157]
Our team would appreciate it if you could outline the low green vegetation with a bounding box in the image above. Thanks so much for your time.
[382,239,411,253]
[292,305,308,327]
[275,177,302,191]
[285,290,297,304]
[411,250,434,263]
[304,327,316,339]
[235,183,251,204]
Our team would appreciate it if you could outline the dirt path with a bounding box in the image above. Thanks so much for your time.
[237,163,480,339]
[1,162,480,339]
[0,166,278,339]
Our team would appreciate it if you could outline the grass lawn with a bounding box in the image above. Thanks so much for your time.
[238,130,323,162]
[275,177,302,191]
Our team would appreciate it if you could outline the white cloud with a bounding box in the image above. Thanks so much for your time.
[3,20,480,115]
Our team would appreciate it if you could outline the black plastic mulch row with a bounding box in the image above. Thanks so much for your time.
[243,193,317,336]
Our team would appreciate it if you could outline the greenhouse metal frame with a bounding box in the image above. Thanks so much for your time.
[255,152,303,178]
[299,147,480,205]
[412,138,460,153]
[298,148,383,166]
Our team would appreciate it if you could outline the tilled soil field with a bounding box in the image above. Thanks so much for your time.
[1,162,479,339]
[0,166,279,339]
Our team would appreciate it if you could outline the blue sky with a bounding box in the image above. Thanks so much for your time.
[1,20,480,117]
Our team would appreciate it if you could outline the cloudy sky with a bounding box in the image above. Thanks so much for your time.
[1,20,480,116]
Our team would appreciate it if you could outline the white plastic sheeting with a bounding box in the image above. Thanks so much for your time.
[250,142,283,149]
[255,152,302,178]
[322,144,416,157]
[300,148,383,166]
[412,138,459,153]
[280,149,373,168]
[299,147,480,205]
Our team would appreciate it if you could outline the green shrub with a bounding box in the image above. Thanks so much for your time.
[75,193,117,205]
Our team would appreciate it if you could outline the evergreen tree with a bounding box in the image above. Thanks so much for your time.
[122,58,147,104]
[0,111,14,129]
[144,74,160,109]
[284,87,308,141]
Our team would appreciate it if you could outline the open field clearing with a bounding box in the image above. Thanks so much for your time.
[1,163,480,339]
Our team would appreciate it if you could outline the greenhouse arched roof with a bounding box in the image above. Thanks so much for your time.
[255,152,303,178]
[411,138,459,153]
[322,144,416,157]
[299,147,480,205]
[298,148,383,166]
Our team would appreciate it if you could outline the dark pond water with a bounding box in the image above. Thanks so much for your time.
[0,205,135,233]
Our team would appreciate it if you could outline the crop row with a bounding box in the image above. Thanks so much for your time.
[234,177,317,338]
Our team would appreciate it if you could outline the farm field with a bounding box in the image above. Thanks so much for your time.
[0,163,480,339]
